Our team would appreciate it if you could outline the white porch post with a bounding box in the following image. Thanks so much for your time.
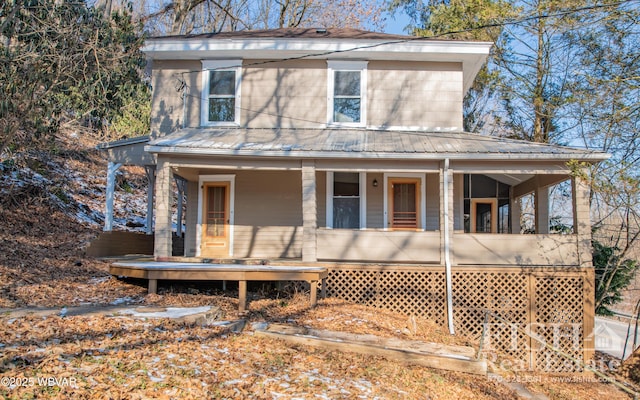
[104,161,122,231]
[154,158,173,259]
[440,159,455,335]
[301,160,317,262]
[144,166,156,235]
[175,177,187,238]
[535,185,550,234]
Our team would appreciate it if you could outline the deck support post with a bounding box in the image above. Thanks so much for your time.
[145,166,156,235]
[238,280,247,313]
[301,161,317,262]
[310,281,318,307]
[104,162,122,231]
[148,279,158,294]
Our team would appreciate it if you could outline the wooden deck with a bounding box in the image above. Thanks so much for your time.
[110,262,328,312]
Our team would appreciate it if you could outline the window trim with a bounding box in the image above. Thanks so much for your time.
[327,61,368,127]
[326,171,367,229]
[201,60,242,127]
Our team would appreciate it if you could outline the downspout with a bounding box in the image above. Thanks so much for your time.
[444,158,455,335]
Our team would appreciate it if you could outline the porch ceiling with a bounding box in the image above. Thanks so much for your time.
[147,128,609,163]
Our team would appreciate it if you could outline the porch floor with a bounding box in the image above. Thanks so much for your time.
[110,261,328,312]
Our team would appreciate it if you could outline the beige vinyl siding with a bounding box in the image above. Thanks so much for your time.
[150,60,201,137]
[366,172,384,228]
[231,170,303,258]
[242,59,327,128]
[425,173,440,231]
[368,61,463,129]
[452,234,580,266]
[317,230,441,263]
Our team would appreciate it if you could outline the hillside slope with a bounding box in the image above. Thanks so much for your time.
[0,133,147,308]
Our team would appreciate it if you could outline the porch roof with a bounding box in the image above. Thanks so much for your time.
[146,128,609,162]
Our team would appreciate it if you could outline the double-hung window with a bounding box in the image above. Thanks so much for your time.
[201,60,241,126]
[326,172,366,229]
[327,61,367,127]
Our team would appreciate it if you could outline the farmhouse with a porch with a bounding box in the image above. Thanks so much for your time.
[97,28,609,371]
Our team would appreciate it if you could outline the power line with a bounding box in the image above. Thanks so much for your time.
[167,0,639,79]
[166,0,639,132]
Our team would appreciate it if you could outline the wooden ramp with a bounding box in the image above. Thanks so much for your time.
[254,323,487,375]
[110,261,328,312]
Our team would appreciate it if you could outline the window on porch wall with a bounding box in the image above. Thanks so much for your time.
[332,172,360,229]
[463,174,511,233]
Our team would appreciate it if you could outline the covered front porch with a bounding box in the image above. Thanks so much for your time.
[151,156,593,269]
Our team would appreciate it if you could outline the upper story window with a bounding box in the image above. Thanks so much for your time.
[327,61,367,127]
[201,60,241,126]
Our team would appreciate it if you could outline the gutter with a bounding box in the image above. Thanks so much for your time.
[444,158,455,335]
[144,145,610,162]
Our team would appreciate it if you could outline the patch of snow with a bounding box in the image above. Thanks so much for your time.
[89,276,110,285]
[118,306,211,319]
[110,297,135,305]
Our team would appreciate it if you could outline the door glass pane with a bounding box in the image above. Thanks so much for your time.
[206,186,226,237]
[498,199,510,233]
[475,202,492,233]
[393,183,417,228]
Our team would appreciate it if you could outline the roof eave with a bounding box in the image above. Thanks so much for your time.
[145,145,609,162]
[97,135,150,150]
[143,38,492,94]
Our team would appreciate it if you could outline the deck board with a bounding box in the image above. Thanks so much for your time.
[110,261,328,312]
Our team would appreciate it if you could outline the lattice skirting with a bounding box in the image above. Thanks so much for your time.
[323,265,595,373]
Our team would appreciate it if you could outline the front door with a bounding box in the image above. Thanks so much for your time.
[201,182,231,257]
[388,178,421,230]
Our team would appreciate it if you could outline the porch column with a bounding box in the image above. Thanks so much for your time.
[154,158,173,259]
[184,180,199,257]
[535,185,550,234]
[104,161,122,231]
[144,166,156,235]
[301,160,317,262]
[572,175,592,268]
[175,177,187,238]
[510,188,521,234]
[572,173,595,367]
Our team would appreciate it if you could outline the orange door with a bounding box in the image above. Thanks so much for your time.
[388,178,421,230]
[201,182,230,257]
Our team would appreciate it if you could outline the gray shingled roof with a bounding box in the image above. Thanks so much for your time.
[146,128,608,161]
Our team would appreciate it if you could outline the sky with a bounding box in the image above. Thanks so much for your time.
[382,8,413,35]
